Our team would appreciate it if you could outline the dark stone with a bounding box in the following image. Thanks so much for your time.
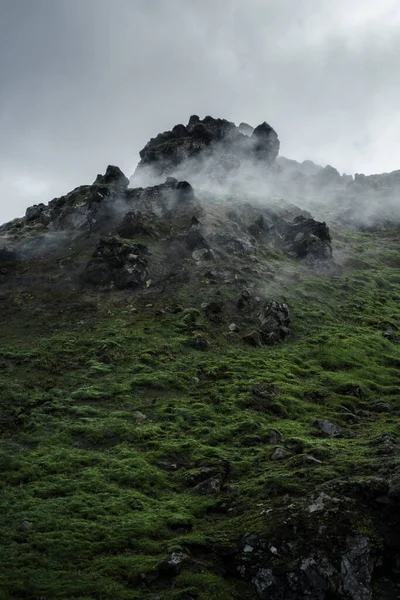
[116,211,155,238]
[249,215,269,238]
[82,237,150,289]
[185,229,209,250]
[237,289,256,311]
[283,216,332,259]
[267,429,282,445]
[25,204,46,221]
[172,124,188,137]
[165,176,178,185]
[125,179,200,225]
[192,335,210,351]
[176,180,196,203]
[188,114,200,126]
[114,263,148,289]
[192,476,222,495]
[251,122,280,163]
[83,259,113,286]
[94,165,129,189]
[271,447,292,461]
[258,301,291,344]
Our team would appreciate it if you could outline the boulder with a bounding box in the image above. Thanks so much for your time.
[93,165,129,189]
[192,476,222,495]
[192,335,210,351]
[271,447,292,461]
[125,179,200,226]
[25,204,46,222]
[315,419,342,438]
[82,237,150,289]
[258,301,291,344]
[283,216,332,259]
[116,210,155,238]
[251,122,280,163]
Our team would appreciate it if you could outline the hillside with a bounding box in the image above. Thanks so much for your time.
[0,116,400,600]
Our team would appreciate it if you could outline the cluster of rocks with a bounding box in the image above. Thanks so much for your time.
[0,166,130,235]
[82,237,150,289]
[124,177,201,226]
[235,531,374,600]
[134,114,280,183]
[243,301,291,346]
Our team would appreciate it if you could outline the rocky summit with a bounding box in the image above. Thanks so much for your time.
[1,115,400,600]
[134,115,279,184]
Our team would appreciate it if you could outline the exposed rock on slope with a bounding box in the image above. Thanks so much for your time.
[82,237,150,289]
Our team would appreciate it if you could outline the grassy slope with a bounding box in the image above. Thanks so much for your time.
[0,228,399,599]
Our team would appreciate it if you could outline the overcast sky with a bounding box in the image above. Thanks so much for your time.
[1,0,400,223]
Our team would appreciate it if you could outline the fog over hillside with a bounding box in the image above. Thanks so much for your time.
[1,0,400,222]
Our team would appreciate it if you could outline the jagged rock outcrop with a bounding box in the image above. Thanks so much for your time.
[125,178,201,226]
[243,301,291,346]
[0,169,200,239]
[282,216,332,259]
[93,165,129,189]
[236,533,374,600]
[134,115,280,183]
[0,166,129,235]
[82,237,150,289]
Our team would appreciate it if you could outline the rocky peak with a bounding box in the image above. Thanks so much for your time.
[93,165,129,189]
[134,114,280,183]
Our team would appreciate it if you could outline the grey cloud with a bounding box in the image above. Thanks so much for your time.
[0,0,399,223]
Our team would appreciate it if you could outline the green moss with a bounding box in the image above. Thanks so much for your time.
[0,227,400,597]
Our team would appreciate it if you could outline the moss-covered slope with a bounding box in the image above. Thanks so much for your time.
[0,219,399,598]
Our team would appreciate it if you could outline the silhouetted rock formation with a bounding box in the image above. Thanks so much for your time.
[134,115,280,182]
[83,237,150,289]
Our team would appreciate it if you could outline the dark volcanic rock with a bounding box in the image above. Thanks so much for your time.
[235,530,375,600]
[5,166,132,235]
[134,115,280,182]
[94,165,129,189]
[125,179,201,226]
[251,122,280,164]
[25,204,47,222]
[258,301,291,344]
[283,216,332,259]
[83,237,150,289]
[116,210,155,238]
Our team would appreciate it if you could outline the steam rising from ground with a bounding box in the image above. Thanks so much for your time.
[130,125,400,232]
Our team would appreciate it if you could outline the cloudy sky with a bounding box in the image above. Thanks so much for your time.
[1,0,400,223]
